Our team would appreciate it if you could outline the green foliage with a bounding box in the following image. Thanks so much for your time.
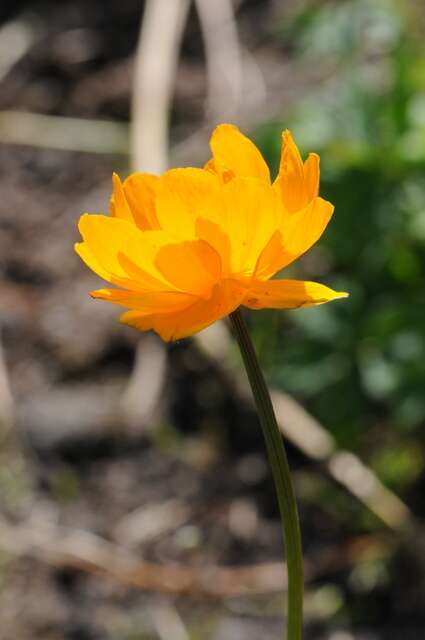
[253,0,425,491]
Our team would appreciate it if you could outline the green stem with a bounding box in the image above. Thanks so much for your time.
[230,308,303,640]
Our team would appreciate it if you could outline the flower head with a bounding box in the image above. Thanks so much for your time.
[75,125,347,341]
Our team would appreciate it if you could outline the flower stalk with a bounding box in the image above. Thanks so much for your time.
[230,308,303,640]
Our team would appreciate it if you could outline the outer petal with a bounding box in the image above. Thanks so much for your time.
[77,213,224,299]
[90,288,197,312]
[243,279,348,310]
[122,172,160,230]
[253,196,334,280]
[120,279,246,341]
[220,177,282,275]
[253,230,287,280]
[303,153,320,201]
[76,214,177,291]
[209,124,270,183]
[281,197,334,264]
[274,131,320,213]
[75,241,111,282]
[110,173,133,222]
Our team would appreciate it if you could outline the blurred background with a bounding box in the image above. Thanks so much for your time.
[1,0,425,638]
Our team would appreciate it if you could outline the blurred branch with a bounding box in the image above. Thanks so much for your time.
[196,325,412,531]
[0,511,392,597]
[0,334,14,437]
[0,16,41,82]
[131,0,191,173]
[113,498,191,547]
[0,512,287,596]
[150,601,190,640]
[0,110,129,154]
[327,451,410,530]
[194,0,243,121]
[120,333,168,434]
[173,0,266,166]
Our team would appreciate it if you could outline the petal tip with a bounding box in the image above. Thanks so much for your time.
[90,288,107,300]
[77,213,92,234]
[213,122,239,133]
[210,123,240,143]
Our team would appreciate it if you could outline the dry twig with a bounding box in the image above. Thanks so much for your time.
[0,110,129,155]
[0,512,392,597]
[0,512,287,596]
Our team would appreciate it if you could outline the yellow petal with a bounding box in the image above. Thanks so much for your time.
[155,171,281,277]
[275,130,320,213]
[204,158,234,183]
[76,214,176,291]
[120,279,246,341]
[109,173,133,222]
[154,168,220,238]
[281,197,334,265]
[303,153,320,201]
[254,196,334,280]
[122,172,160,230]
[220,177,282,275]
[253,230,289,280]
[243,279,348,310]
[209,124,270,183]
[154,239,221,297]
[195,218,232,277]
[91,288,197,311]
[75,241,110,282]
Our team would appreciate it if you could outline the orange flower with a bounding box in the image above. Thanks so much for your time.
[75,125,347,341]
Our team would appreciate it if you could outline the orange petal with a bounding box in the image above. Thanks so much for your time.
[204,158,235,184]
[195,218,232,277]
[220,177,282,275]
[243,279,348,310]
[154,239,221,297]
[120,279,246,341]
[281,197,334,266]
[122,172,160,230]
[255,197,334,280]
[76,214,176,291]
[209,124,270,183]
[275,130,320,213]
[303,153,320,201]
[109,173,133,222]
[90,288,197,312]
[253,230,289,280]
[75,241,111,282]
[155,168,221,238]
[150,170,281,278]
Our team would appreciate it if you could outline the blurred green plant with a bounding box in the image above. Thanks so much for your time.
[252,0,425,497]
